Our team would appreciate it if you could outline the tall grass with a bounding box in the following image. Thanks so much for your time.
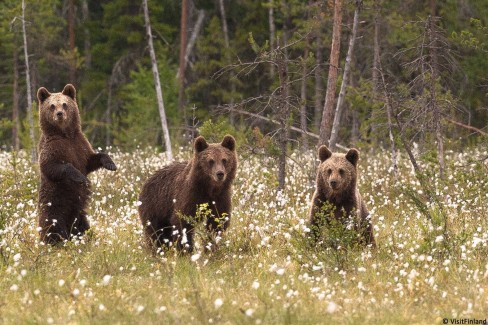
[0,147,487,324]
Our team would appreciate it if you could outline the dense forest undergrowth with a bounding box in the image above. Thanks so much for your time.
[0,145,487,324]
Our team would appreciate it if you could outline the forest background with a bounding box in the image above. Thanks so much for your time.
[0,0,487,159]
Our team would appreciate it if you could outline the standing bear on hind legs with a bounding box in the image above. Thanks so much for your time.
[138,135,237,252]
[309,145,376,247]
[37,84,117,244]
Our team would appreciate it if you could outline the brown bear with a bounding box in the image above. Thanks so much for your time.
[309,145,375,247]
[138,135,237,251]
[37,84,117,244]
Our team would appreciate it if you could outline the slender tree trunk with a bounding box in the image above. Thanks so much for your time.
[329,0,360,150]
[319,0,343,146]
[68,0,76,84]
[183,9,205,70]
[370,0,381,137]
[372,0,380,96]
[142,0,173,161]
[300,34,310,150]
[22,0,36,162]
[429,2,445,178]
[277,1,291,191]
[314,26,323,133]
[82,0,91,69]
[268,0,276,78]
[218,0,236,124]
[177,0,189,136]
[378,61,398,178]
[12,49,20,151]
[178,0,188,118]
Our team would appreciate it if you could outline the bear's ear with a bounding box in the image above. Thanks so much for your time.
[318,145,332,162]
[37,87,51,104]
[345,148,359,167]
[62,84,76,100]
[221,135,236,151]
[194,136,208,153]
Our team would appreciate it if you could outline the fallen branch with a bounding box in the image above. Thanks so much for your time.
[224,106,317,138]
[446,118,487,136]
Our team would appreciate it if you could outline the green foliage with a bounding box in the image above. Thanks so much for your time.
[198,118,248,149]
[114,56,178,150]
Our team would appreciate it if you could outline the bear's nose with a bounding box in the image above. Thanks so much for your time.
[330,180,338,188]
[56,111,63,118]
[216,171,225,180]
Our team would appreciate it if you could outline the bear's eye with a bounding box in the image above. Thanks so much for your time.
[50,104,55,110]
[208,159,214,166]
[339,169,345,175]
[222,158,227,165]
[62,103,68,109]
[327,168,332,175]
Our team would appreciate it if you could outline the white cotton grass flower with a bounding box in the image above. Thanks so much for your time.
[13,253,21,262]
[58,279,65,287]
[326,301,338,314]
[252,281,260,290]
[191,253,201,262]
[99,304,106,311]
[102,275,111,286]
[10,284,19,291]
[245,308,254,317]
[214,298,223,309]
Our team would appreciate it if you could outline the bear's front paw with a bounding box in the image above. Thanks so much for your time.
[101,155,117,171]
[70,171,88,184]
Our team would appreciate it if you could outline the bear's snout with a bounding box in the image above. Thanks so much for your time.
[54,110,65,121]
[216,171,225,181]
[329,179,339,189]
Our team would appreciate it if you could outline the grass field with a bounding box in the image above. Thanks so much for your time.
[1,146,487,324]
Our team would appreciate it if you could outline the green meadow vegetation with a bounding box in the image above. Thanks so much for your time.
[1,146,487,324]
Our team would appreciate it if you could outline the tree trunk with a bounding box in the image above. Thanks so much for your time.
[429,2,445,178]
[218,0,236,124]
[22,0,36,162]
[82,0,91,69]
[314,26,323,133]
[370,0,381,136]
[68,0,76,84]
[329,0,360,150]
[142,0,173,161]
[177,0,188,118]
[378,61,399,178]
[319,0,343,146]
[268,0,276,78]
[183,10,205,71]
[277,1,291,192]
[300,34,310,150]
[12,49,20,151]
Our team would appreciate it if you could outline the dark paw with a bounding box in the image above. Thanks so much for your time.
[101,156,117,171]
[71,171,88,184]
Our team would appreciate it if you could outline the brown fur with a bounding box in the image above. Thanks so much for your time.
[310,145,375,247]
[138,135,237,251]
[37,84,117,244]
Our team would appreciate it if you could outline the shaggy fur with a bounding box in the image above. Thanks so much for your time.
[37,84,117,244]
[310,145,375,246]
[138,135,237,251]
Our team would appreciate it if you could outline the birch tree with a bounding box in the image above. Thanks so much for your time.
[142,0,173,161]
[21,0,36,162]
[328,0,361,150]
[318,0,343,146]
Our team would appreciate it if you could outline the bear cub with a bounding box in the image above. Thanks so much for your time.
[310,145,375,247]
[37,84,117,244]
[138,135,237,251]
